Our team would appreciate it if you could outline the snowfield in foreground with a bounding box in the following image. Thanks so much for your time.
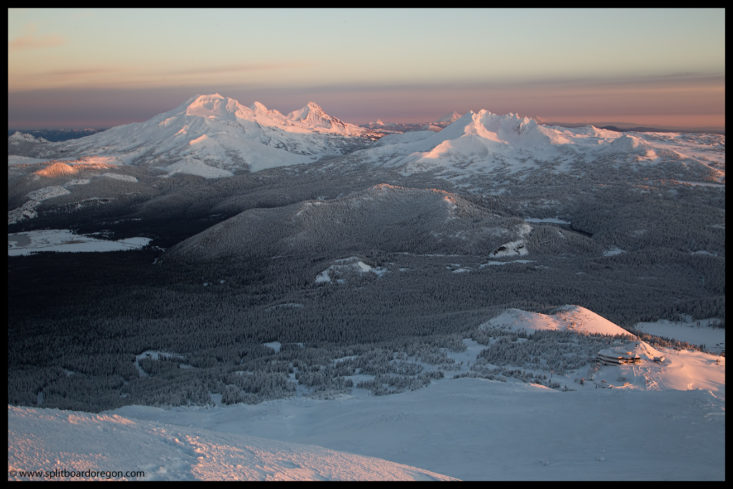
[9,317,724,481]
[8,405,454,481]
[9,374,724,481]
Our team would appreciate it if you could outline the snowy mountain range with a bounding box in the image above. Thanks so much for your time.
[8,93,725,186]
[358,110,725,185]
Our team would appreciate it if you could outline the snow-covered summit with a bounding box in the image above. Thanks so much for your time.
[287,101,328,121]
[172,94,367,137]
[45,94,376,176]
[435,111,462,124]
[183,93,239,119]
[286,101,365,137]
[356,110,576,174]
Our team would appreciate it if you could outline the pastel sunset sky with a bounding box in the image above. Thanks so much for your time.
[8,8,725,131]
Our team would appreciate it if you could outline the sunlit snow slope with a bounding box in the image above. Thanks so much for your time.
[8,405,455,481]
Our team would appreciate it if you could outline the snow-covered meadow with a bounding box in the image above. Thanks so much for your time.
[7,229,151,256]
[634,318,725,355]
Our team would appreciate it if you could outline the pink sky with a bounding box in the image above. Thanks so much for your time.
[8,9,725,132]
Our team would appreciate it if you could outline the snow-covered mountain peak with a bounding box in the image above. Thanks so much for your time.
[249,100,275,114]
[469,110,534,134]
[359,108,661,178]
[173,94,363,137]
[285,101,366,137]
[182,93,243,120]
[600,133,658,160]
[32,94,378,177]
[187,92,226,103]
[436,111,462,124]
[304,101,326,114]
[287,101,325,122]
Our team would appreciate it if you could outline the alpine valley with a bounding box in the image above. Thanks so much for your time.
[7,93,725,481]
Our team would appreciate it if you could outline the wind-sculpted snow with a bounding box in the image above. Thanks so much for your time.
[8,405,455,481]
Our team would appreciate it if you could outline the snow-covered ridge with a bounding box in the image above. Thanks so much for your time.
[8,131,49,144]
[166,183,529,262]
[8,186,72,225]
